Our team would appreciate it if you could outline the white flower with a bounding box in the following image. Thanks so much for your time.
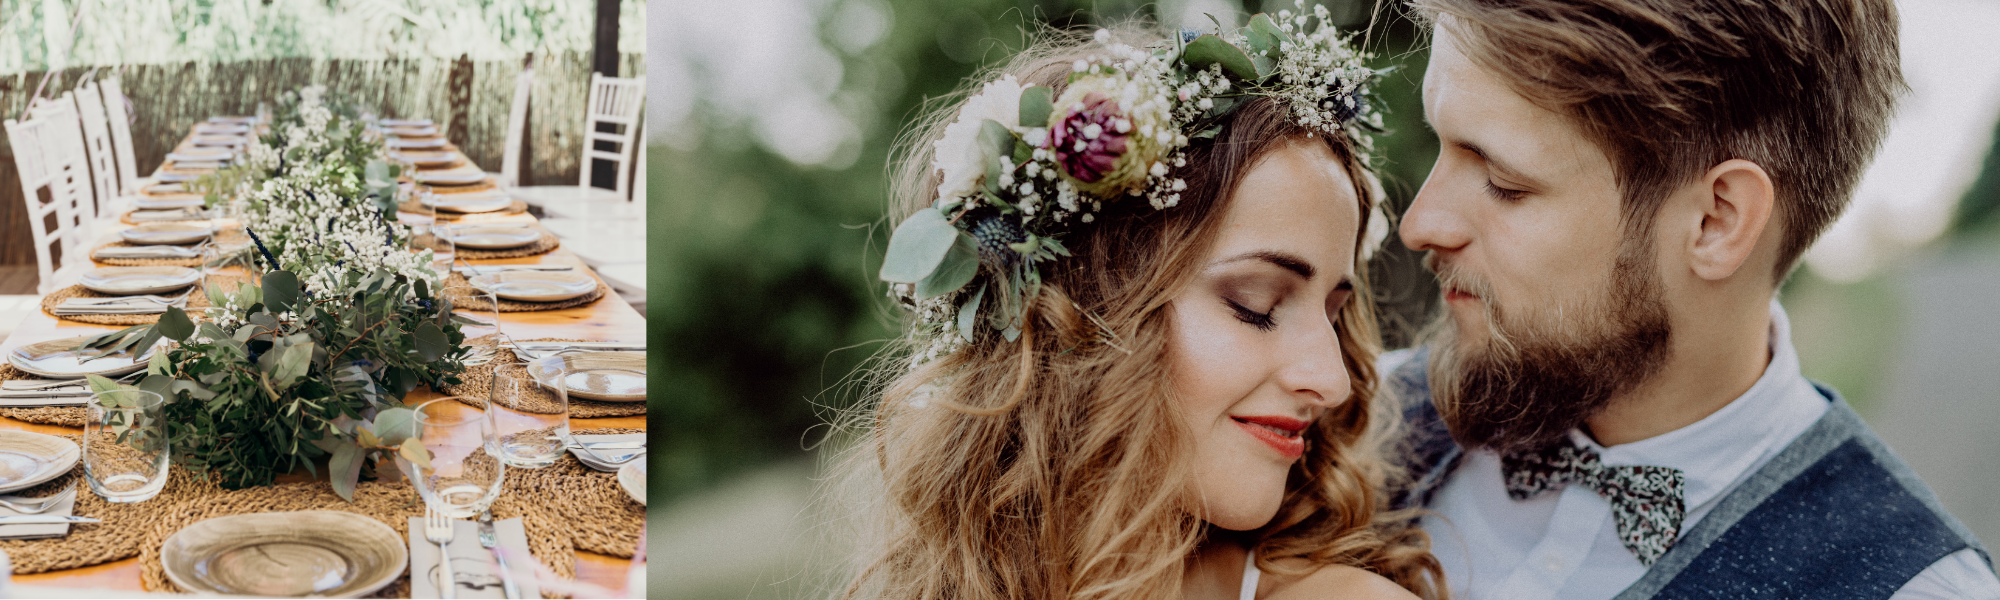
[932,76,1030,200]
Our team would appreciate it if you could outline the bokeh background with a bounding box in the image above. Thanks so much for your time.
[647,0,2000,596]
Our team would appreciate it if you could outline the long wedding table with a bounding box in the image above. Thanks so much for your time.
[0,123,647,594]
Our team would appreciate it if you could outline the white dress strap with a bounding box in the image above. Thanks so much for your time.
[1239,550,1261,600]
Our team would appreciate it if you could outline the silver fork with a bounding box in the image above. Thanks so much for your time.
[69,290,192,305]
[424,508,458,599]
[0,482,77,514]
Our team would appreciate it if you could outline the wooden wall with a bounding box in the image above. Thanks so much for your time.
[0,51,643,266]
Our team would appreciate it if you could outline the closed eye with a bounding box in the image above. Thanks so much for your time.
[1225,298,1276,332]
[1483,179,1526,202]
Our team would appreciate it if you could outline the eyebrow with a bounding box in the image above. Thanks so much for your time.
[1219,250,1317,279]
[1455,141,1539,187]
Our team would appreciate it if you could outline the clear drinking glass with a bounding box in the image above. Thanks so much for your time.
[439,284,501,342]
[486,364,569,468]
[84,389,170,503]
[410,224,454,277]
[397,398,504,519]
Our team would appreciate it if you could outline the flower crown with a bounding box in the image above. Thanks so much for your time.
[882,4,1384,362]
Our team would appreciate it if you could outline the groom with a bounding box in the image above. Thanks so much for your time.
[1382,0,1999,598]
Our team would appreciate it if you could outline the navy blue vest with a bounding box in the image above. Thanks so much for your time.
[1385,349,1993,599]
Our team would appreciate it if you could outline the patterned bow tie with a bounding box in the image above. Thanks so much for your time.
[1501,440,1687,566]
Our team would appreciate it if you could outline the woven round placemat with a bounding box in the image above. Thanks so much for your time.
[442,272,605,313]
[416,157,470,171]
[88,241,206,267]
[456,231,560,260]
[428,179,499,195]
[39,273,247,326]
[0,446,228,575]
[440,337,646,418]
[0,426,641,597]
[0,364,86,426]
[397,197,529,222]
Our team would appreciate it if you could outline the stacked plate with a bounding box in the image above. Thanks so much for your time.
[380,118,432,127]
[194,123,250,135]
[0,431,79,494]
[390,150,457,168]
[81,266,200,295]
[413,171,486,186]
[119,222,213,245]
[162,511,406,598]
[386,125,438,137]
[469,270,596,302]
[422,191,510,213]
[524,351,646,402]
[446,224,540,250]
[387,137,445,149]
[7,336,156,379]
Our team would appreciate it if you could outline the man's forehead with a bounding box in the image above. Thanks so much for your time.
[1422,24,1608,185]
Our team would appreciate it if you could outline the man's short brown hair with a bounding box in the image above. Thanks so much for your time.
[1411,0,1906,280]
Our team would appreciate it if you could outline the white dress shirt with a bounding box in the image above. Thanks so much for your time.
[1405,300,2000,600]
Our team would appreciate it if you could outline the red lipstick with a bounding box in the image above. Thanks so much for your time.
[1231,415,1310,459]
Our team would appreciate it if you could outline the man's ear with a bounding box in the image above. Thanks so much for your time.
[1685,159,1775,281]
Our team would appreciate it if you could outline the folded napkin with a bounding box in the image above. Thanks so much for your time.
[53,298,173,315]
[0,488,77,540]
[407,517,539,599]
[569,433,646,472]
[193,124,250,134]
[94,245,200,259]
[0,388,90,406]
[153,172,201,183]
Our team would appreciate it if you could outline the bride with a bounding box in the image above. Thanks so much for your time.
[837,12,1443,600]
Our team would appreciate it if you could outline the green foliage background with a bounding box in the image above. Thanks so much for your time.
[648,0,1446,504]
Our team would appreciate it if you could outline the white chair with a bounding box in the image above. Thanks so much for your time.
[72,80,132,223]
[508,73,644,211]
[6,100,98,295]
[485,68,533,188]
[99,76,149,196]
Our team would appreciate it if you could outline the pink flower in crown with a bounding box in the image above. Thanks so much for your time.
[1051,92,1129,187]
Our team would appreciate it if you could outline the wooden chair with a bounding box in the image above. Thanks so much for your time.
[99,76,149,196]
[507,73,644,211]
[6,99,98,295]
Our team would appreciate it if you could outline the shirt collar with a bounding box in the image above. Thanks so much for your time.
[1571,299,1830,511]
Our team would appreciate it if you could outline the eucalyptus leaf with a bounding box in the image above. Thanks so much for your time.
[371,407,419,445]
[413,321,448,362]
[84,374,124,397]
[1182,35,1259,81]
[263,270,302,313]
[879,208,960,283]
[399,437,432,471]
[915,232,979,299]
[272,342,314,388]
[1019,86,1053,128]
[958,284,986,342]
[158,307,196,341]
[329,443,363,502]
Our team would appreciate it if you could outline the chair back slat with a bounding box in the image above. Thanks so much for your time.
[500,69,533,187]
[100,76,143,194]
[74,80,124,219]
[578,73,645,200]
[6,100,97,295]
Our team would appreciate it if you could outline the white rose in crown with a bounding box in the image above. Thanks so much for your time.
[932,75,1026,200]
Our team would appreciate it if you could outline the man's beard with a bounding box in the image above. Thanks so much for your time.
[1423,241,1672,454]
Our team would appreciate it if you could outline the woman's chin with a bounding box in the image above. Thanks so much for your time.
[1201,497,1284,531]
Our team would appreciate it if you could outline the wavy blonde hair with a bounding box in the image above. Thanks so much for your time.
[833,25,1442,600]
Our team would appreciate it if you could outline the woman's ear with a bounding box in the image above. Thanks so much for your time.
[1685,159,1775,281]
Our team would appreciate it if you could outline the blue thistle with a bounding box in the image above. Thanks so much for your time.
[246,227,282,271]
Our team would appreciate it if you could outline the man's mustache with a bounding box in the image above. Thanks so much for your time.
[1423,251,1494,302]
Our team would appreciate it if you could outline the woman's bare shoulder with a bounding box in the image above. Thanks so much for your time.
[1262,560,1420,600]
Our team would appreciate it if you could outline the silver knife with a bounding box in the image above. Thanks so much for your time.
[0,516,100,524]
[478,510,521,599]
